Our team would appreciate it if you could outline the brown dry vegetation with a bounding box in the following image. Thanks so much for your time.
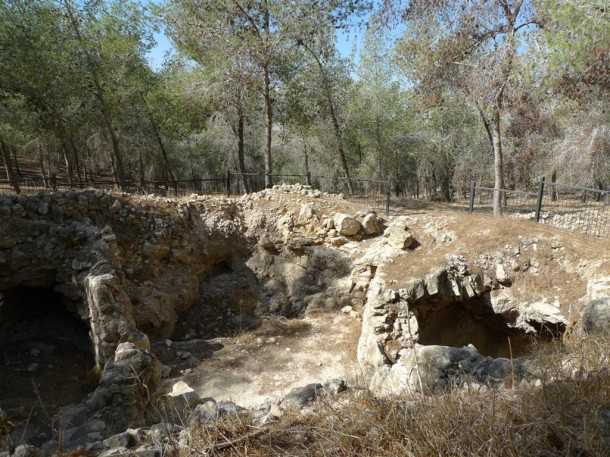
[179,333,610,457]
[381,210,610,308]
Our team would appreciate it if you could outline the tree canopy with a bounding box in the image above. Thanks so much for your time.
[1,0,607,201]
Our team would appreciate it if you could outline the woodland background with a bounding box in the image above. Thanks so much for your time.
[0,1,608,207]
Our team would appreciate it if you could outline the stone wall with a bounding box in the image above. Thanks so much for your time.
[0,190,248,369]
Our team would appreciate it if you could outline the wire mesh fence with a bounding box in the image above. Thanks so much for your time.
[315,176,389,212]
[540,183,610,239]
[466,180,610,239]
[2,168,607,239]
[0,176,228,198]
[470,186,541,216]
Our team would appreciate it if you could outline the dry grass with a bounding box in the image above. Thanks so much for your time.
[180,333,610,457]
[380,211,610,313]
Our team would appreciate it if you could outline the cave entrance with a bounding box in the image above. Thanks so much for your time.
[414,295,564,358]
[0,287,95,445]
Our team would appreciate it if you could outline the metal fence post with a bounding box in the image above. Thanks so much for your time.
[469,179,476,213]
[535,176,545,222]
[225,170,231,197]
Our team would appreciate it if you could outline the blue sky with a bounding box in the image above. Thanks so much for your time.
[148,30,173,69]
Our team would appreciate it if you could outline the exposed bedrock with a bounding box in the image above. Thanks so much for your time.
[355,230,603,396]
[0,189,360,451]
[0,191,251,369]
[1,189,608,455]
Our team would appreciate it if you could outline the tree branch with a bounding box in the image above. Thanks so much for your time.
[231,0,261,38]
[515,19,542,32]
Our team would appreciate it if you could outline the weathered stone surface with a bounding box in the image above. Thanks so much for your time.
[162,381,202,418]
[297,203,318,226]
[189,399,219,426]
[323,378,347,395]
[333,214,362,236]
[4,184,601,456]
[102,429,145,450]
[0,191,249,372]
[100,445,164,457]
[280,383,323,410]
[55,343,160,451]
[582,298,610,335]
[362,213,382,236]
[369,344,519,396]
[383,222,415,250]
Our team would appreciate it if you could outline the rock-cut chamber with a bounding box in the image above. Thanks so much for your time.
[0,287,95,445]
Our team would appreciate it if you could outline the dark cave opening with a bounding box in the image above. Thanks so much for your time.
[414,295,564,358]
[0,287,95,445]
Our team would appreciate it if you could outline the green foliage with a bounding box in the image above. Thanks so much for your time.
[538,0,610,100]
[0,0,606,195]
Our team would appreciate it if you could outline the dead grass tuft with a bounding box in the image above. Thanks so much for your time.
[181,333,610,457]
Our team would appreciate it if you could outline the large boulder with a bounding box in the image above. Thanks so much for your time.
[383,220,416,250]
[369,344,517,396]
[333,214,362,237]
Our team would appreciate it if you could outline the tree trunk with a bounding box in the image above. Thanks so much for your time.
[0,138,20,194]
[102,110,125,188]
[491,110,504,216]
[440,172,451,201]
[299,42,353,193]
[261,2,273,188]
[551,169,558,201]
[320,70,353,193]
[237,109,249,193]
[473,100,503,215]
[63,0,125,188]
[327,98,354,195]
[375,115,383,178]
[138,149,145,191]
[68,135,83,186]
[142,95,175,186]
[263,63,273,188]
[38,143,48,188]
[303,143,311,185]
[11,146,22,178]
[62,142,74,187]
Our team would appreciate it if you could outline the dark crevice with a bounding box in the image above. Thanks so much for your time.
[414,293,563,358]
[0,287,95,446]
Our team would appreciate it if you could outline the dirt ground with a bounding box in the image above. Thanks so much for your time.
[161,312,362,408]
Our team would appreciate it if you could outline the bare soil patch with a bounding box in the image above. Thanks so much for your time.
[175,313,361,408]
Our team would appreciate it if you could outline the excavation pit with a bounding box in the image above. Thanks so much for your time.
[0,287,95,445]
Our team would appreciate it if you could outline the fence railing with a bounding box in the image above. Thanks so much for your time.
[467,178,610,239]
[0,175,228,198]
[0,172,393,216]
[2,170,607,239]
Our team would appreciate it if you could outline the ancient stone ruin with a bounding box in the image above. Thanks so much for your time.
[1,185,608,457]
